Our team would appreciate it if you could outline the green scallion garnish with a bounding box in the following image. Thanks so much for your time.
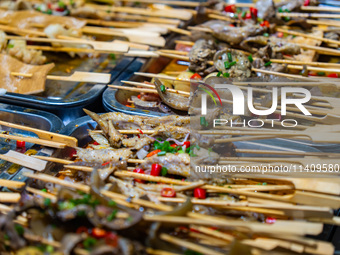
[264,61,272,67]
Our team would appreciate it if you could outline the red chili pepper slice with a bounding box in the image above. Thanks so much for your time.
[260,20,270,28]
[327,73,339,78]
[92,228,107,238]
[151,164,162,176]
[133,168,145,183]
[170,144,178,148]
[277,32,284,38]
[194,188,206,199]
[265,217,276,224]
[105,232,118,247]
[93,141,99,145]
[245,12,252,19]
[16,140,25,148]
[250,7,258,18]
[183,141,190,149]
[190,73,202,80]
[224,4,236,13]
[102,161,111,166]
[76,226,88,234]
[137,94,141,99]
[69,148,77,158]
[161,187,176,197]
[304,0,310,6]
[147,149,161,158]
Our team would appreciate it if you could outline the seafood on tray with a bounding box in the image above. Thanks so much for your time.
[0,109,338,255]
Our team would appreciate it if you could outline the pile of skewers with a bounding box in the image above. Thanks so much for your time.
[0,109,338,254]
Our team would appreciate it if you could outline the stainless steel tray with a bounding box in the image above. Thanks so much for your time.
[0,102,63,185]
[0,53,135,124]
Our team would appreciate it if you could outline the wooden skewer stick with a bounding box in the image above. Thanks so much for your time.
[5,35,129,53]
[287,64,340,74]
[0,120,78,147]
[0,192,21,203]
[10,71,111,84]
[235,148,340,157]
[23,172,172,211]
[0,179,25,189]
[277,12,340,19]
[160,233,225,255]
[270,59,340,68]
[120,80,190,96]
[108,84,190,97]
[85,4,193,20]
[0,133,66,148]
[121,0,200,7]
[301,6,340,12]
[306,19,340,27]
[277,28,340,46]
[0,24,46,37]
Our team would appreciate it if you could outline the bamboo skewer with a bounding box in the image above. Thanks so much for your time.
[277,28,340,46]
[5,35,129,53]
[277,12,340,19]
[160,233,225,255]
[0,179,25,189]
[0,120,78,146]
[10,70,111,84]
[23,172,172,211]
[234,148,340,157]
[0,133,66,148]
[0,192,21,203]
[121,0,200,7]
[120,80,190,96]
[85,4,193,20]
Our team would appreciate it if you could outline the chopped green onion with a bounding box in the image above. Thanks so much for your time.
[109,200,116,207]
[278,7,283,13]
[224,61,236,69]
[284,9,290,13]
[216,71,222,77]
[46,245,54,253]
[83,237,97,249]
[200,116,208,127]
[317,72,325,76]
[248,54,253,63]
[157,151,166,156]
[241,11,246,18]
[161,167,168,176]
[262,182,267,185]
[236,8,242,14]
[44,198,51,207]
[58,1,66,8]
[223,72,230,78]
[41,188,47,193]
[107,209,118,221]
[109,53,116,60]
[160,84,166,93]
[45,9,52,14]
[263,33,269,37]
[228,186,232,188]
[7,44,14,48]
[283,16,290,22]
[14,224,24,236]
[227,52,232,62]
[264,61,272,67]
[177,150,184,154]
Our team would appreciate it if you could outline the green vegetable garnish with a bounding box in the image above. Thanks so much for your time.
[83,237,97,249]
[200,116,208,127]
[224,61,236,69]
[241,11,246,18]
[248,54,253,63]
[216,71,222,77]
[223,72,230,78]
[107,209,118,221]
[109,53,116,60]
[44,198,51,207]
[58,1,66,8]
[7,44,14,49]
[227,52,232,62]
[263,33,269,37]
[264,61,272,67]
[41,188,47,193]
[160,84,166,93]
[317,72,325,76]
[109,200,116,207]
[45,9,52,15]
[157,151,166,156]
[161,167,168,176]
[46,245,54,253]
[14,224,24,236]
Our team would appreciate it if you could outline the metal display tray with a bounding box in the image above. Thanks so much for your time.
[0,102,63,186]
[0,53,135,125]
